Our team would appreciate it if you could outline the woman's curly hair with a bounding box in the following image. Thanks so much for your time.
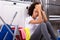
[28,2,43,16]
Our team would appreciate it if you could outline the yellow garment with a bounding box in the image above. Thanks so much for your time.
[24,28,30,40]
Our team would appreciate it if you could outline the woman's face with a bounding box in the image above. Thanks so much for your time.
[32,4,41,18]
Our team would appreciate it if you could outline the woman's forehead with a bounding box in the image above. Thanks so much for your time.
[35,4,41,7]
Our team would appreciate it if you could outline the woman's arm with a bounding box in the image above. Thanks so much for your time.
[41,10,48,22]
[29,10,43,24]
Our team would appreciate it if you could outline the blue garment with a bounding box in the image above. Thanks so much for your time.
[0,24,14,40]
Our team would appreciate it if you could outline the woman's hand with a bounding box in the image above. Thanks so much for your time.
[35,4,42,11]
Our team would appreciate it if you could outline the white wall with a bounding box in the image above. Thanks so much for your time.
[0,1,32,27]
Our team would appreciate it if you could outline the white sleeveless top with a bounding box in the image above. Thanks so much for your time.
[25,16,39,36]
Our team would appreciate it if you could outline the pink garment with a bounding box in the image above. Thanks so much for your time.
[19,28,26,40]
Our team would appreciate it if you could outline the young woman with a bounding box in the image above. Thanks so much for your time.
[25,2,56,40]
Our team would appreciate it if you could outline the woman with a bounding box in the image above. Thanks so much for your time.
[25,2,56,40]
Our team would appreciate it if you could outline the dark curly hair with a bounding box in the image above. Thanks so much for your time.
[28,2,43,16]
